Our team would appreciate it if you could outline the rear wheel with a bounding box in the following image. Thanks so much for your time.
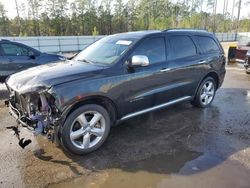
[191,77,216,108]
[61,104,111,155]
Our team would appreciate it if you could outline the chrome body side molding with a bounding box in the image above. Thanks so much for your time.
[121,96,191,121]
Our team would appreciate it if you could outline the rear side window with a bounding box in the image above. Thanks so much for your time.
[132,37,166,64]
[168,36,196,60]
[1,43,29,56]
[195,36,220,53]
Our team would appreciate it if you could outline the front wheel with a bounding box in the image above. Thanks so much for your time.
[191,77,216,108]
[61,104,111,155]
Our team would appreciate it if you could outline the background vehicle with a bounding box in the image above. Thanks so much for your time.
[228,41,250,64]
[0,40,65,82]
[6,29,226,155]
[244,50,250,74]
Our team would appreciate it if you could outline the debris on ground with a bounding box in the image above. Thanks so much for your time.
[19,138,32,149]
[6,126,20,140]
[6,126,32,149]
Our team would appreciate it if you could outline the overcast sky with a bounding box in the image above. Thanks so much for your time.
[1,0,250,19]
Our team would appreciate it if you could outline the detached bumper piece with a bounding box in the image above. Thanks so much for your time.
[5,100,33,149]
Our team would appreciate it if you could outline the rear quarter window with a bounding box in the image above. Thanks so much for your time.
[195,36,220,54]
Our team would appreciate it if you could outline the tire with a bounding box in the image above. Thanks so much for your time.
[0,76,7,83]
[61,104,111,155]
[191,77,216,108]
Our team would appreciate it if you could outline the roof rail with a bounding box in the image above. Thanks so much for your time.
[162,28,208,32]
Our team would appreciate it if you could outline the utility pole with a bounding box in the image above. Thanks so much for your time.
[235,0,242,41]
[14,0,21,36]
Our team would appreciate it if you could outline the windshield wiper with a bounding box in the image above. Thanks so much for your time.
[78,59,92,64]
[77,58,106,66]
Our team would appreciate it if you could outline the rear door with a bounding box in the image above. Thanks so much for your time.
[0,45,9,76]
[156,34,205,103]
[194,35,225,75]
[0,43,37,75]
[0,44,17,76]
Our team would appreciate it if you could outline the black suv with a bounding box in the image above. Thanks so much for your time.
[0,40,64,81]
[5,29,226,154]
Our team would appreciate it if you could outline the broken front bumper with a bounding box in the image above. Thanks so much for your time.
[7,100,60,143]
[6,100,36,130]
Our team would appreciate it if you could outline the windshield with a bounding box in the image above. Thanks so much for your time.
[74,36,135,65]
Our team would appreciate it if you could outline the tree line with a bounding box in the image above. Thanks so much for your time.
[0,0,249,37]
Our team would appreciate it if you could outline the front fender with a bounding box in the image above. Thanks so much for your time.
[48,77,120,117]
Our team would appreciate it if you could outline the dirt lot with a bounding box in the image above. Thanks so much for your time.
[0,63,250,188]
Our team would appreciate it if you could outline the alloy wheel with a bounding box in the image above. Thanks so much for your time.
[70,111,106,150]
[200,80,215,106]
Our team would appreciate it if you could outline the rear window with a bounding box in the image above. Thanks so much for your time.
[195,36,220,53]
[168,36,197,60]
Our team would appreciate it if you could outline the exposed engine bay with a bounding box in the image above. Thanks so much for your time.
[6,89,61,143]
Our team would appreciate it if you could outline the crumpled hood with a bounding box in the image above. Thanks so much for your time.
[6,60,104,93]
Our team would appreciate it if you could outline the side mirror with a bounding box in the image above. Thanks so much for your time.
[130,55,149,67]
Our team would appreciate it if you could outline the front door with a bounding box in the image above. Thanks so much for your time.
[120,36,169,117]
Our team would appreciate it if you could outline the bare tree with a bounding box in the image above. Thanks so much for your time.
[212,0,217,32]
[14,0,21,35]
[0,2,9,35]
[28,0,41,35]
[235,0,242,40]
[223,0,228,32]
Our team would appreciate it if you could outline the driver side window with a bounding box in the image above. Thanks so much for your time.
[132,37,166,65]
[1,43,29,56]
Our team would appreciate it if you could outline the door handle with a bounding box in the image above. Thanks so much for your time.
[198,60,207,64]
[160,68,171,72]
[8,59,13,62]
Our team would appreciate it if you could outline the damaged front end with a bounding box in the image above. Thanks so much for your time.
[5,84,62,143]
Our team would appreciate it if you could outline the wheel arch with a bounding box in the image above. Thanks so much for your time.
[199,71,219,90]
[193,71,220,99]
[204,72,220,89]
[62,95,118,127]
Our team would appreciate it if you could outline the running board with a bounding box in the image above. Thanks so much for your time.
[121,96,191,121]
